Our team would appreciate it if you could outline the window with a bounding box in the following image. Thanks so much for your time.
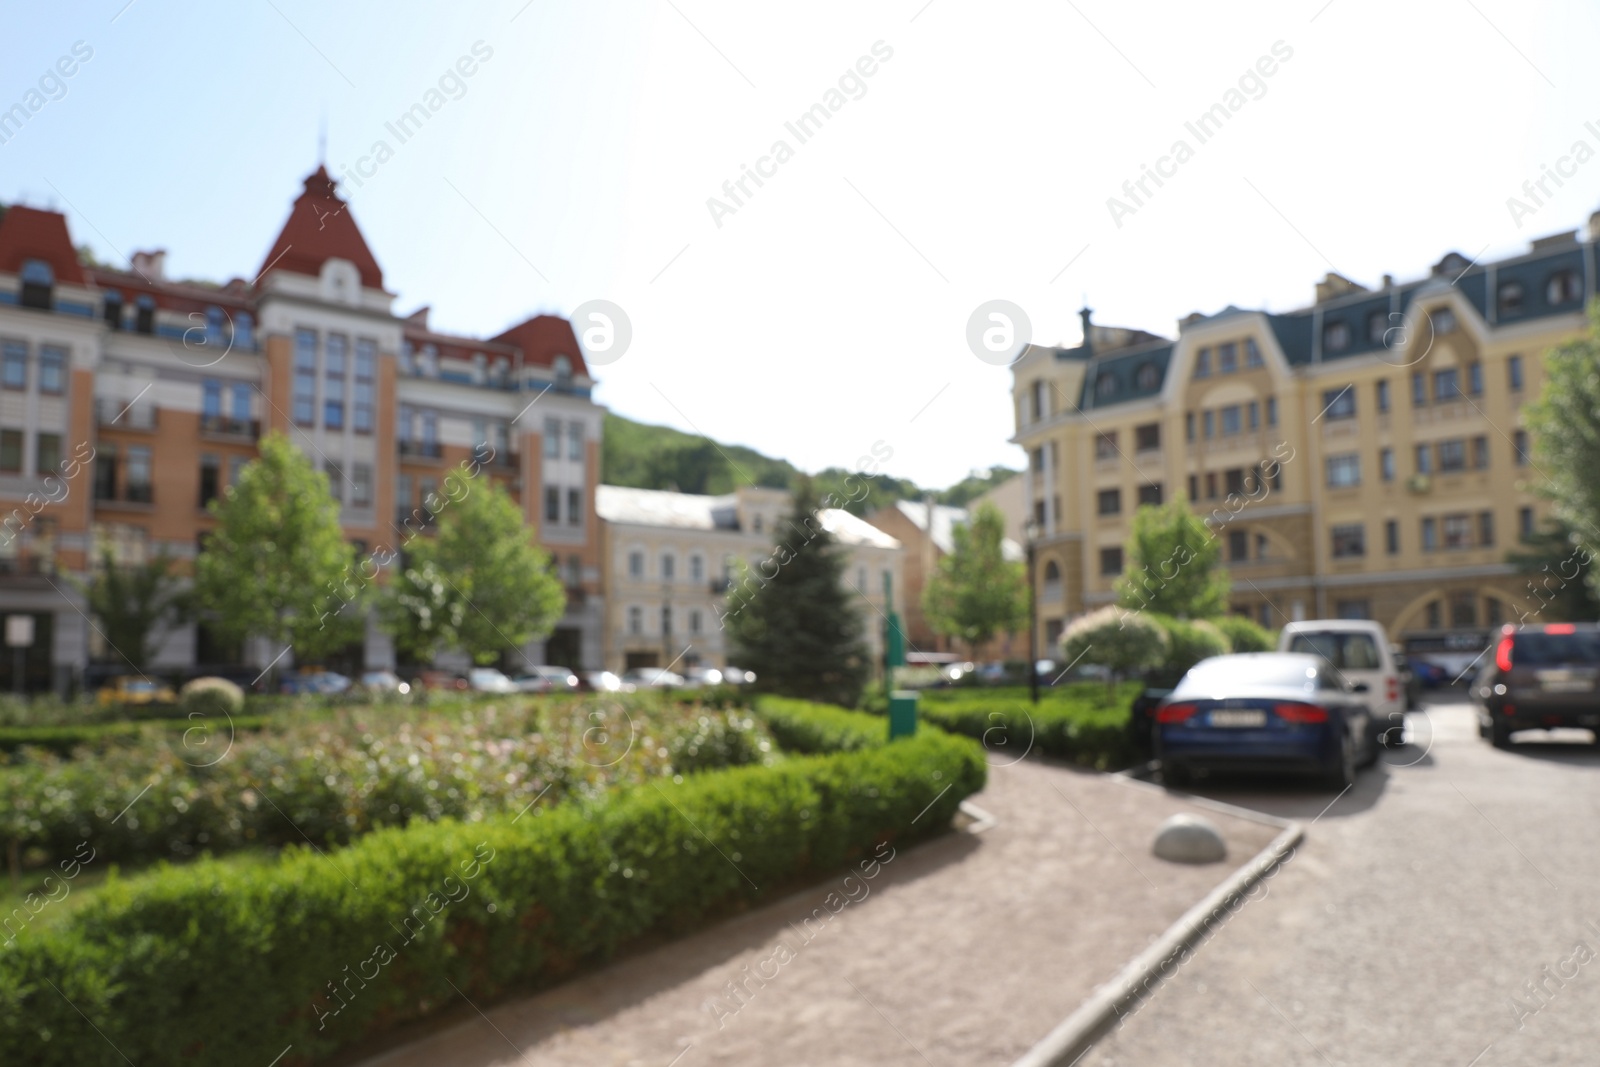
[1219,342,1239,373]
[1322,386,1355,420]
[1508,355,1524,391]
[1225,468,1245,496]
[324,334,347,429]
[1415,443,1433,475]
[1513,429,1530,466]
[1487,597,1504,629]
[19,259,53,309]
[1450,591,1477,629]
[1442,513,1472,550]
[1205,472,1218,499]
[1221,405,1241,435]
[1096,488,1121,516]
[1331,524,1365,558]
[231,381,251,422]
[1433,368,1460,402]
[545,486,560,523]
[293,328,317,424]
[226,456,243,488]
[354,339,376,433]
[1228,529,1249,562]
[35,432,59,477]
[1385,519,1399,555]
[690,554,704,582]
[126,446,152,502]
[1138,482,1162,507]
[1335,599,1372,621]
[1029,447,1043,472]
[235,313,254,349]
[103,291,123,329]
[199,454,220,508]
[1203,410,1214,438]
[1185,412,1195,442]
[567,488,581,527]
[1422,517,1438,551]
[205,306,225,346]
[1099,546,1123,576]
[1266,396,1277,426]
[628,606,642,635]
[1380,448,1395,482]
[1323,320,1350,352]
[1194,348,1211,378]
[0,430,22,474]
[38,346,65,395]
[323,461,343,503]
[1498,281,1524,315]
[1471,435,1489,469]
[1411,372,1426,407]
[1547,270,1582,305]
[352,463,372,508]
[203,379,222,420]
[1437,439,1466,473]
[1095,373,1117,399]
[661,605,673,636]
[1245,339,1263,368]
[1134,423,1160,451]
[1426,601,1442,630]
[1479,510,1495,548]
[1326,453,1361,488]
[1367,310,1389,344]
[1135,363,1160,390]
[1375,379,1390,413]
[1042,560,1062,601]
[1247,400,1259,431]
[567,422,584,461]
[689,609,703,636]
[1028,380,1046,421]
[544,417,561,457]
[1467,363,1482,396]
[661,553,676,582]
[1431,307,1457,334]
[420,410,438,451]
[135,296,155,335]
[1519,506,1535,540]
[1187,474,1198,501]
[1,340,25,390]
[628,550,644,579]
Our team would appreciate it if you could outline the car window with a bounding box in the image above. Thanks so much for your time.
[1289,632,1382,670]
[1175,657,1317,695]
[1509,631,1600,666]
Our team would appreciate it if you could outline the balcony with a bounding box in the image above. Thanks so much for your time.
[398,440,443,460]
[0,556,54,577]
[395,506,437,532]
[96,399,158,430]
[95,483,154,507]
[200,414,260,440]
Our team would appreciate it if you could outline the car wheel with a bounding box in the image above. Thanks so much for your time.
[1490,720,1513,749]
[1326,734,1357,790]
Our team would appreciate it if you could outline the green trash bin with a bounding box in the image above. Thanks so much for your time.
[888,689,918,740]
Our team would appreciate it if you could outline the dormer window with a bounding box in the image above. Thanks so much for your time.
[19,260,53,310]
[1134,362,1160,391]
[553,355,573,385]
[1497,281,1524,315]
[1095,372,1117,399]
[1547,270,1582,306]
[1430,307,1457,335]
[103,291,124,330]
[1323,320,1350,352]
[1367,310,1389,344]
[134,295,156,335]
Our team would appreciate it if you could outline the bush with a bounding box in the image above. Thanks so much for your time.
[754,696,887,753]
[1214,614,1274,653]
[179,677,245,718]
[1061,605,1167,681]
[916,684,1141,770]
[0,730,986,1067]
[1154,616,1230,675]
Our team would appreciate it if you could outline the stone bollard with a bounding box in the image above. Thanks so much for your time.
[1152,813,1227,864]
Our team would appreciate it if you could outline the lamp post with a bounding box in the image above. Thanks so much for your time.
[1024,517,1040,705]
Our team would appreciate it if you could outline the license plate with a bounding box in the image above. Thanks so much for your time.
[1209,710,1266,728]
[1541,679,1593,693]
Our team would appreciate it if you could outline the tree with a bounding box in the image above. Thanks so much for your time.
[1526,301,1600,602]
[1507,518,1600,623]
[1213,614,1274,653]
[76,551,189,671]
[194,432,361,662]
[725,477,871,707]
[380,466,565,665]
[1060,605,1167,691]
[1114,500,1229,619]
[922,502,1028,657]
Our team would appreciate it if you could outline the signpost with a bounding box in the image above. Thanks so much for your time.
[883,572,916,739]
[6,614,34,696]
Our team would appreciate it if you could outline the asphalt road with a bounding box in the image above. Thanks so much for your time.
[1080,695,1600,1067]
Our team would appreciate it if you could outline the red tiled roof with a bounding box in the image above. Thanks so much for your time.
[491,314,588,374]
[0,206,86,285]
[256,166,384,289]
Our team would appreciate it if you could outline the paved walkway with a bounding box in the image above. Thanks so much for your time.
[354,750,1277,1067]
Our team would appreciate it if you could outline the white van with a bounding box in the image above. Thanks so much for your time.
[1278,619,1406,747]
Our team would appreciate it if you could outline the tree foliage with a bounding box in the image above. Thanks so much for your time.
[725,477,871,707]
[1507,518,1600,623]
[1525,304,1600,603]
[1213,614,1274,653]
[922,502,1028,654]
[1114,500,1229,618]
[76,551,189,671]
[193,432,359,661]
[1061,605,1168,685]
[1153,615,1229,676]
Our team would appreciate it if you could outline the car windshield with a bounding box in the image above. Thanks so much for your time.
[1510,631,1600,666]
[1288,632,1382,670]
[126,680,157,693]
[1174,656,1319,695]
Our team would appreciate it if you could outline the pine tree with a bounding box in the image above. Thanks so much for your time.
[725,477,871,707]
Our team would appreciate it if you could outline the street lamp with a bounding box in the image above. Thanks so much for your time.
[1024,516,1040,705]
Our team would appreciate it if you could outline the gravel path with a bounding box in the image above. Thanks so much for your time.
[352,749,1278,1067]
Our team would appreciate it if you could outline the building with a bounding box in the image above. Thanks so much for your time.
[971,473,1026,544]
[864,498,1024,662]
[0,166,605,690]
[1012,220,1600,661]
[597,484,903,674]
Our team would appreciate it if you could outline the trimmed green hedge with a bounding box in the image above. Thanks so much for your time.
[754,696,888,753]
[915,683,1142,770]
[0,729,985,1066]
[0,716,275,757]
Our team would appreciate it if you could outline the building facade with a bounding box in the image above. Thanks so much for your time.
[1013,222,1600,661]
[597,484,903,674]
[0,167,605,689]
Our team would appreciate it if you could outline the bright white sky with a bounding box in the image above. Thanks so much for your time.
[4,1,1599,487]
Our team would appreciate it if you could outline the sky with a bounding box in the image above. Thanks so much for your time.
[3,1,1599,489]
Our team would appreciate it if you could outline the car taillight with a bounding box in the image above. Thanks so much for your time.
[1502,702,1517,717]
[1495,636,1514,672]
[1157,702,1198,723]
[1273,702,1329,723]
[1547,623,1576,635]
[1386,677,1399,702]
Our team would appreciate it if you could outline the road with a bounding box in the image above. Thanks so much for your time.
[1081,697,1600,1067]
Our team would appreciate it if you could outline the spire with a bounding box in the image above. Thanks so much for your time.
[1079,304,1094,357]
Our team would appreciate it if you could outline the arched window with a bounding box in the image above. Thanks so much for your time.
[1323,319,1350,352]
[1135,363,1160,390]
[1547,270,1582,306]
[20,259,54,310]
[1366,310,1389,344]
[553,355,573,385]
[1497,281,1524,315]
[1095,373,1116,399]
[1042,560,1063,602]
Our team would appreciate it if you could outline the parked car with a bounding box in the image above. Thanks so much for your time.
[96,676,177,708]
[1411,659,1449,688]
[279,670,351,696]
[513,665,580,693]
[721,666,754,684]
[1391,648,1422,710]
[467,667,516,693]
[1473,623,1600,748]
[684,667,724,687]
[1279,619,1406,749]
[621,668,686,688]
[584,670,630,693]
[359,670,410,695]
[1156,652,1376,790]
[417,670,468,692]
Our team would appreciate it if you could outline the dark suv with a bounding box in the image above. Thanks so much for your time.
[1473,623,1600,747]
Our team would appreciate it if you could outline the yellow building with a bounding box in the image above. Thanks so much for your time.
[1013,224,1600,661]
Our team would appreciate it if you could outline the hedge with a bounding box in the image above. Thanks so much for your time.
[0,728,985,1066]
[0,716,275,757]
[754,696,889,753]
[915,684,1142,770]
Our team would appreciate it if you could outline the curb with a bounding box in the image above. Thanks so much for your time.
[959,798,998,833]
[1009,789,1303,1067]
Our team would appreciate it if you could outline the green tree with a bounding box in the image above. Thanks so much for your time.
[380,467,566,665]
[1213,614,1274,653]
[1153,615,1229,677]
[193,432,361,662]
[922,502,1028,656]
[1115,500,1229,618]
[1061,605,1167,691]
[1526,302,1600,601]
[76,551,189,671]
[1507,518,1600,622]
[725,477,871,707]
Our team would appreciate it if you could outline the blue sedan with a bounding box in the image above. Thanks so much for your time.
[1156,652,1375,790]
